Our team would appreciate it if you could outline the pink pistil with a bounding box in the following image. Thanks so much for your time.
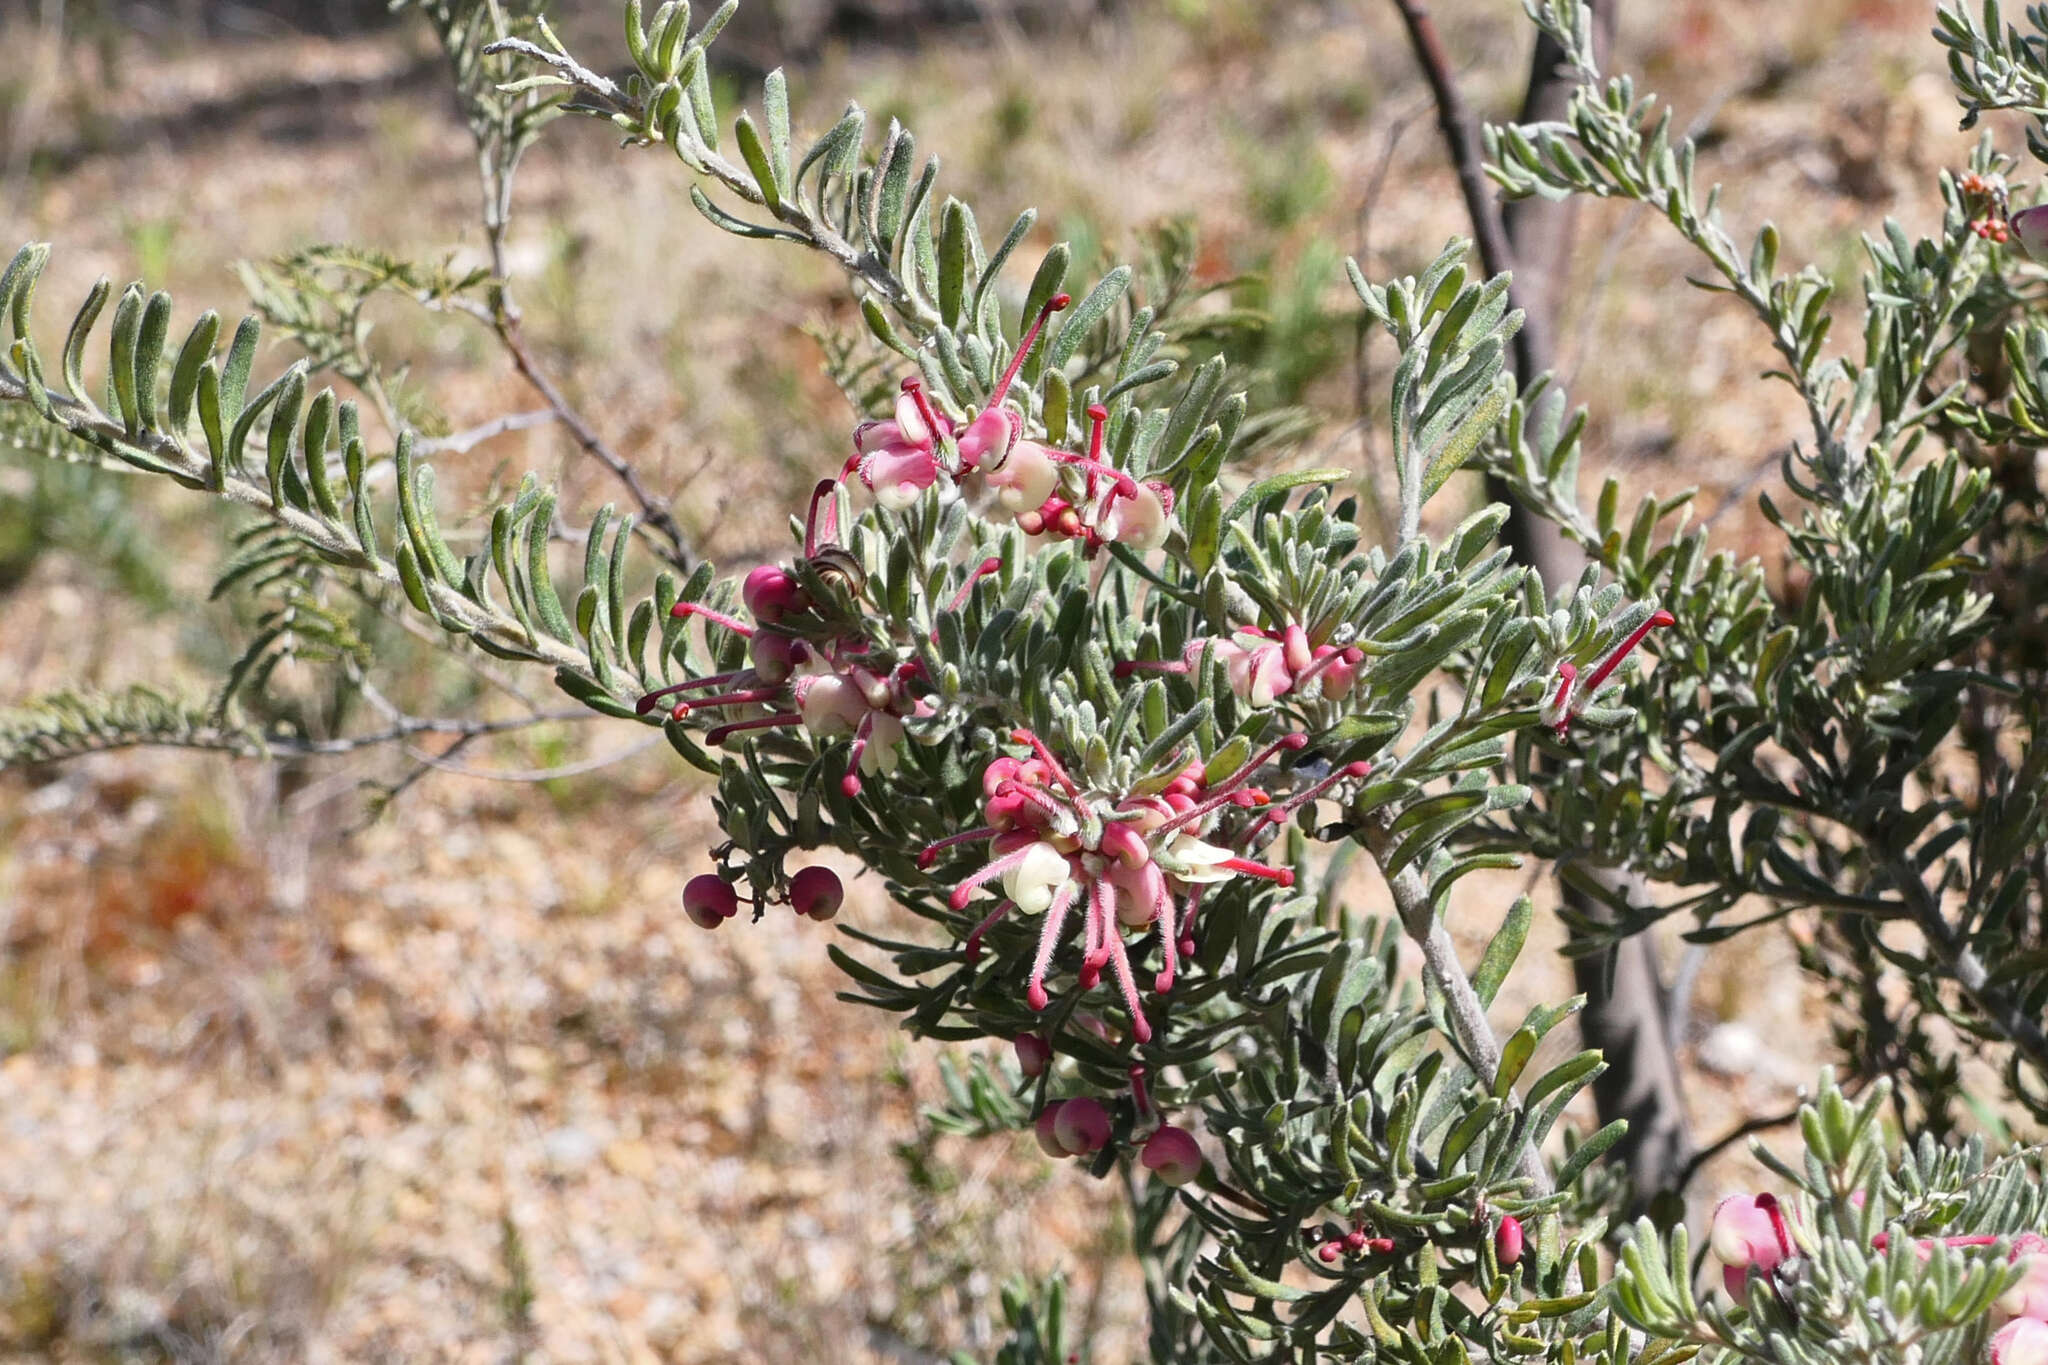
[635,671,752,714]
[1129,1063,1154,1122]
[964,898,1014,964]
[1102,917,1152,1043]
[1151,871,1179,994]
[990,778,1067,827]
[918,826,1004,869]
[993,294,1070,403]
[1546,662,1578,737]
[1045,405,1137,499]
[669,686,782,716]
[948,843,1044,911]
[842,710,877,797]
[1152,734,1309,837]
[804,478,839,557]
[901,376,945,448]
[942,557,1005,617]
[1027,880,1079,1010]
[1581,609,1678,697]
[669,600,756,637]
[1010,728,1084,799]
[1220,858,1294,887]
[704,711,802,745]
[1176,882,1208,960]
[1291,645,1365,691]
[1256,760,1372,834]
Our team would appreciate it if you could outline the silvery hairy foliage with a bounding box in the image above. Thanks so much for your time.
[0,0,2042,1360]
[1484,0,2048,1136]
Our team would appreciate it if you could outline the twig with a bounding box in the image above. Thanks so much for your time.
[1892,859,2048,1081]
[0,378,603,677]
[415,408,559,454]
[447,25,696,573]
[1673,1102,1807,1193]
[399,731,662,782]
[1385,0,1521,311]
[1370,831,1554,1195]
[493,316,696,569]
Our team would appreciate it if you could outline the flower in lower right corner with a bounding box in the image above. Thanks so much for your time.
[1710,1192,1795,1299]
[1994,1318,2048,1365]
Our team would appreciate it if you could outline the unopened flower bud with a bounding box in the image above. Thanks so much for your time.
[683,874,738,929]
[1014,1033,1053,1077]
[789,866,843,921]
[742,564,803,623]
[1140,1124,1203,1186]
[1052,1096,1111,1156]
[749,630,802,684]
[1496,1215,1524,1268]
[1034,1102,1068,1158]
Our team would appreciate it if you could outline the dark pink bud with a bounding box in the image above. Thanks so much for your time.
[789,866,843,921]
[1496,1215,1524,1267]
[742,564,803,624]
[1052,1097,1111,1156]
[1140,1125,1203,1186]
[1014,1033,1053,1078]
[1033,1102,1068,1158]
[683,874,738,929]
[1317,1242,1342,1264]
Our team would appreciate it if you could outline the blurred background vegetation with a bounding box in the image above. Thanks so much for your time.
[0,0,1971,1360]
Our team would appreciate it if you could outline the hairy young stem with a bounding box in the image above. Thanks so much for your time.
[1372,835,1555,1195]
[1894,858,2048,1078]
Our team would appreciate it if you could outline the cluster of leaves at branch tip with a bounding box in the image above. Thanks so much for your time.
[1,0,2046,1360]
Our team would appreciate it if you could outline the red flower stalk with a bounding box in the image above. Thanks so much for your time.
[956,293,1072,470]
[1544,609,1677,737]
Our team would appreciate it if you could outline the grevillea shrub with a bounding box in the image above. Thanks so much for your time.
[2,0,2045,1359]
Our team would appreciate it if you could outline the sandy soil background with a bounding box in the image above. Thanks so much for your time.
[0,0,1979,1359]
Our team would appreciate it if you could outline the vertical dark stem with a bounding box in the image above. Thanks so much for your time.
[1385,0,1696,1204]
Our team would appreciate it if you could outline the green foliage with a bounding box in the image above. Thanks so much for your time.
[1,3,2045,1363]
[1481,1,2048,1127]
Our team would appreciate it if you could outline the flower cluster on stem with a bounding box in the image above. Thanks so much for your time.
[843,295,1175,553]
[1118,621,1363,708]
[922,729,1366,1044]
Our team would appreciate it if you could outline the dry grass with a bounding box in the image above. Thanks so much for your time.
[0,1,1993,1359]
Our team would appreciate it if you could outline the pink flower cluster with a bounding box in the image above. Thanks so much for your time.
[1711,1192,2048,1363]
[921,729,1365,1043]
[639,484,1006,798]
[843,295,1175,554]
[1119,622,1363,708]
